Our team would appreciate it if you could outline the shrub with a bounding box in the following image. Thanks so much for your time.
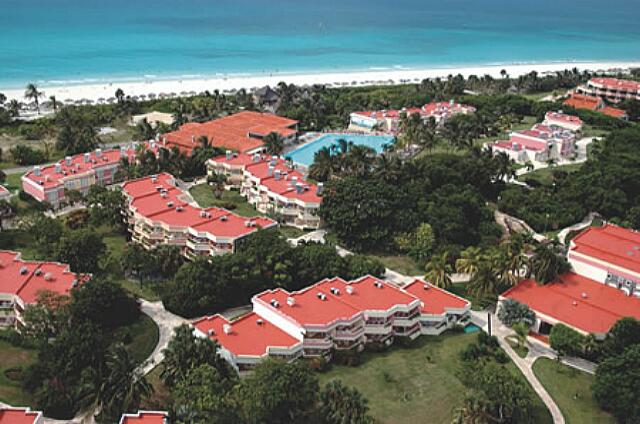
[498,299,536,327]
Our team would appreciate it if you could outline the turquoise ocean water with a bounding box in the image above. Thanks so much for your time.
[1,0,639,89]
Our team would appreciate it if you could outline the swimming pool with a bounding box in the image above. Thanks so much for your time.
[286,133,396,167]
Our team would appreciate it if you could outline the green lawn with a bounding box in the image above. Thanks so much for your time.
[518,163,584,187]
[189,184,262,217]
[447,282,495,311]
[506,336,529,358]
[4,173,22,193]
[0,339,37,406]
[371,255,423,276]
[121,314,160,364]
[317,332,552,424]
[533,358,614,424]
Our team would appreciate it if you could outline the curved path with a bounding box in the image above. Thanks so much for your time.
[471,311,565,424]
[557,212,601,246]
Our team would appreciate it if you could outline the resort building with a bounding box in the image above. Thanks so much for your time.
[0,185,10,202]
[499,224,640,339]
[0,407,44,424]
[130,111,175,127]
[500,272,640,339]
[0,250,84,329]
[349,101,476,133]
[543,111,583,132]
[119,411,169,424]
[21,141,158,208]
[193,275,470,372]
[578,77,640,103]
[161,111,298,155]
[487,113,578,164]
[207,152,322,230]
[253,86,280,111]
[563,93,627,119]
[568,224,640,295]
[121,173,277,258]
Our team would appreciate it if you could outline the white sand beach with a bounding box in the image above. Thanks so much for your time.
[2,61,640,103]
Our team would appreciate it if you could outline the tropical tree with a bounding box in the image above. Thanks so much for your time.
[207,173,227,200]
[25,83,43,113]
[115,88,125,103]
[455,246,484,276]
[593,344,640,423]
[56,229,106,273]
[497,299,535,327]
[319,380,374,424]
[512,322,530,349]
[529,242,571,284]
[309,146,335,182]
[49,95,59,112]
[494,151,516,181]
[468,261,500,299]
[0,199,16,231]
[549,324,584,360]
[264,132,284,155]
[424,252,453,289]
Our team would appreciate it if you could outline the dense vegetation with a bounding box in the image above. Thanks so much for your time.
[162,230,385,318]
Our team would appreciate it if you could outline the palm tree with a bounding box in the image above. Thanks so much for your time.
[49,95,58,112]
[468,262,499,299]
[424,252,453,289]
[0,199,16,231]
[456,247,484,276]
[263,132,283,155]
[24,83,43,113]
[115,88,125,103]
[197,135,210,149]
[494,152,516,181]
[309,147,334,182]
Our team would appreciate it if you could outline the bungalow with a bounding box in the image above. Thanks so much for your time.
[161,111,298,155]
[207,152,322,230]
[121,173,277,258]
[563,93,627,119]
[21,141,158,208]
[193,275,470,372]
[0,250,84,329]
[349,101,476,133]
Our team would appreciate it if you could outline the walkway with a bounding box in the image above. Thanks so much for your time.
[495,210,547,242]
[138,300,188,375]
[557,212,601,246]
[470,311,565,424]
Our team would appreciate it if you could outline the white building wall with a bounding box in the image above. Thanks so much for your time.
[569,254,611,284]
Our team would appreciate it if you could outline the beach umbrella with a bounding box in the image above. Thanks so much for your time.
[64,98,74,104]
[148,93,156,99]
[85,99,94,104]
[188,91,196,96]
[179,91,188,96]
[158,93,167,99]
[139,94,146,100]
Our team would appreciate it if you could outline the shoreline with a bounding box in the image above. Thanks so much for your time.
[2,61,639,104]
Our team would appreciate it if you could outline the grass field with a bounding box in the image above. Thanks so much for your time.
[317,332,552,424]
[189,184,261,217]
[371,255,423,276]
[518,163,584,187]
[0,339,37,406]
[533,358,614,424]
[121,314,160,364]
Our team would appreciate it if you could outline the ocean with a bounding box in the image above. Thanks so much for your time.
[1,0,639,89]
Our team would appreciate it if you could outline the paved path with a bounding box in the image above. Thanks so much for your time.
[138,300,189,375]
[495,210,547,242]
[557,212,601,246]
[470,311,565,424]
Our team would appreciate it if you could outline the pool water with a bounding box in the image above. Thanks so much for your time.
[464,324,481,333]
[287,133,395,167]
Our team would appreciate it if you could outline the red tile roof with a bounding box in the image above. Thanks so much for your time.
[570,224,640,275]
[563,93,627,118]
[22,143,156,190]
[162,111,298,155]
[122,173,276,240]
[193,312,301,357]
[119,411,168,424]
[501,272,640,334]
[0,250,83,304]
[353,101,475,120]
[404,279,470,315]
[0,408,42,424]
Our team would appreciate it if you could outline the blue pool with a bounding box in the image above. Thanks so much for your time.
[464,324,481,333]
[287,134,396,167]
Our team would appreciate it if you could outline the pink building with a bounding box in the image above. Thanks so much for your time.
[488,112,578,164]
[349,101,476,133]
[579,77,640,103]
[207,152,322,229]
[0,250,85,329]
[122,173,277,258]
[119,411,168,424]
[0,407,44,424]
[21,141,158,207]
[193,275,470,372]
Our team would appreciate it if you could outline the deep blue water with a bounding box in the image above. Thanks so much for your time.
[1,0,639,88]
[287,134,395,166]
